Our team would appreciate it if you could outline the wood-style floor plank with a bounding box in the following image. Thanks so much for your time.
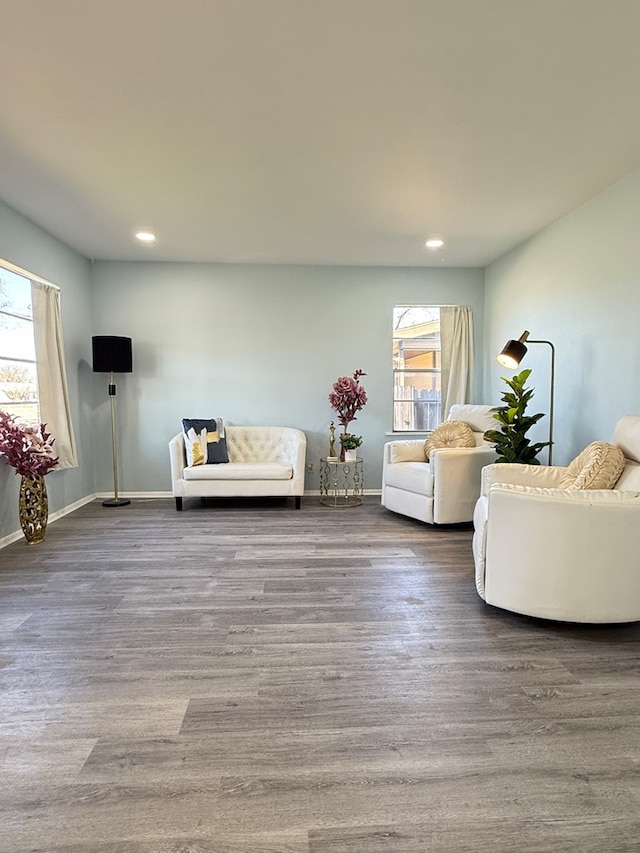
[1,495,640,851]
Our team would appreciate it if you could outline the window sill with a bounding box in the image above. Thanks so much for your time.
[385,430,431,437]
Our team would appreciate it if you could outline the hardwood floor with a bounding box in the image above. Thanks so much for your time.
[1,496,640,851]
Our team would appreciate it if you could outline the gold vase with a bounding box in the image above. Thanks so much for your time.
[19,475,48,545]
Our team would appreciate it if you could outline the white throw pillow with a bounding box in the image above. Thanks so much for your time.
[389,441,427,464]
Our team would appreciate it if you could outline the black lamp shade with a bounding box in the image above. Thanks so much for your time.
[497,338,528,369]
[92,336,133,373]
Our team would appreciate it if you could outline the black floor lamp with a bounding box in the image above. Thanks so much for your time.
[92,336,133,507]
[497,330,555,464]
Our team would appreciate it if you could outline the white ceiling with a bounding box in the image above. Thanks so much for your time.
[1,0,640,267]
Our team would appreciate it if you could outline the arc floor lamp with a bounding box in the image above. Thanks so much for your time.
[497,330,555,465]
[92,335,133,507]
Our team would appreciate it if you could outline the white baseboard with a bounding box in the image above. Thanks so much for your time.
[95,491,173,499]
[0,493,98,550]
[49,493,98,521]
[97,490,382,498]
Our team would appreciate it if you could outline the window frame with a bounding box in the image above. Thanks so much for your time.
[0,267,39,425]
[392,304,443,433]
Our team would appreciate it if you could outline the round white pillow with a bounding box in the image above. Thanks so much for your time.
[559,440,626,490]
[424,420,476,461]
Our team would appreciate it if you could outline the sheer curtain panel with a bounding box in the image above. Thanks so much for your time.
[440,305,474,419]
[31,281,78,469]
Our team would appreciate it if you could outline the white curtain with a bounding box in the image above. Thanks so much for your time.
[31,281,78,469]
[440,305,474,419]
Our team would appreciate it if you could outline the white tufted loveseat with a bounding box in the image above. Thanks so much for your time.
[169,426,306,510]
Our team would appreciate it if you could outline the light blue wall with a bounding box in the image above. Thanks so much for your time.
[0,199,94,541]
[484,168,640,464]
[89,261,485,494]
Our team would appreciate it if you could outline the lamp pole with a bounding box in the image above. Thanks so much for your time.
[92,335,133,507]
[104,370,130,507]
[527,339,555,465]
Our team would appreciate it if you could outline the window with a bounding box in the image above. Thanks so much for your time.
[393,305,441,431]
[0,260,77,468]
[0,267,39,424]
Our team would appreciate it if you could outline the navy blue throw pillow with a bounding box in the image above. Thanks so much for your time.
[182,417,229,465]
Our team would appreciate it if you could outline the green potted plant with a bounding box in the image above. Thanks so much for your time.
[484,368,550,464]
[340,432,363,461]
[340,433,363,450]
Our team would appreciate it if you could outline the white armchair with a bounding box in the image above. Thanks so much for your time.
[381,404,498,525]
[473,415,640,623]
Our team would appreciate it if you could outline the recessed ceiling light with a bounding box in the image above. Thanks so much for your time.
[135,230,157,244]
[425,238,444,249]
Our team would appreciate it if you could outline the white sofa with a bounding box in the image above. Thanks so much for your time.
[381,404,498,525]
[169,425,306,510]
[472,415,640,623]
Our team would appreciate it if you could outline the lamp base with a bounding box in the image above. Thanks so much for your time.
[102,498,131,507]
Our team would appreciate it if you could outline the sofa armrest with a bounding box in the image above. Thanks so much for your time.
[430,444,497,524]
[489,481,640,505]
[480,462,567,495]
[169,433,186,483]
[280,427,307,494]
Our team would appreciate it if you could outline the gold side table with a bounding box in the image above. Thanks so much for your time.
[319,457,364,507]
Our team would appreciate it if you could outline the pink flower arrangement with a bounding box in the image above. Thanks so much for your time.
[0,411,58,478]
[328,369,368,429]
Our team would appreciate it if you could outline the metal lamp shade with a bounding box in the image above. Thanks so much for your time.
[497,338,528,369]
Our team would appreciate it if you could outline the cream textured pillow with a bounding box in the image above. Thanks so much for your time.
[559,441,626,490]
[389,441,428,464]
[424,420,476,461]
